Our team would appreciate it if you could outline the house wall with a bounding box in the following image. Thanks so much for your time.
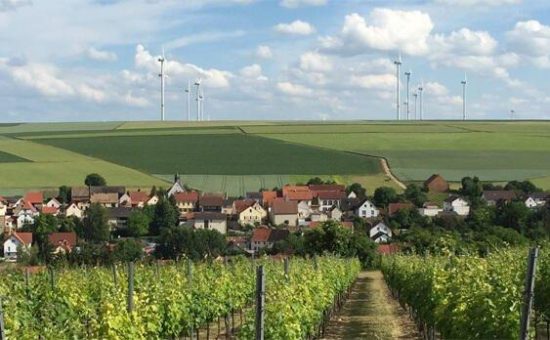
[195,219,227,234]
[239,208,263,226]
[66,205,83,219]
[3,237,20,258]
[271,214,297,227]
[356,201,379,218]
[419,208,443,217]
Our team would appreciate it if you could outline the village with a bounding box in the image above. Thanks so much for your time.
[1,173,549,262]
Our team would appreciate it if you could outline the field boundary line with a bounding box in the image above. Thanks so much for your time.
[379,158,406,190]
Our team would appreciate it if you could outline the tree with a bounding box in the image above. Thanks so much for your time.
[346,183,367,200]
[58,185,72,204]
[307,177,324,185]
[83,203,110,242]
[156,226,226,260]
[504,180,540,194]
[460,176,483,208]
[373,187,398,208]
[127,210,151,237]
[33,214,58,262]
[496,201,531,234]
[150,191,178,235]
[85,173,106,187]
[113,239,144,262]
[404,184,427,207]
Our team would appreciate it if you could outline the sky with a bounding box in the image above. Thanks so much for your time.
[0,0,549,122]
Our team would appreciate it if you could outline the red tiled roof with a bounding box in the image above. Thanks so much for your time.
[309,184,345,193]
[317,190,346,200]
[282,185,310,196]
[13,232,33,246]
[199,194,224,207]
[174,191,199,203]
[271,198,298,215]
[129,191,150,203]
[234,199,255,214]
[41,206,59,215]
[24,191,43,205]
[23,200,37,212]
[378,244,400,255]
[48,232,77,249]
[262,191,278,206]
[251,227,271,242]
[285,191,313,201]
[388,203,414,216]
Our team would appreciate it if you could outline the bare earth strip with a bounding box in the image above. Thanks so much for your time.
[322,271,419,340]
[380,159,407,190]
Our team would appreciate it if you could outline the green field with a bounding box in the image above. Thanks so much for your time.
[1,120,549,194]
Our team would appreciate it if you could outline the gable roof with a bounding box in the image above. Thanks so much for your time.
[526,192,549,200]
[12,232,33,246]
[262,191,278,207]
[24,191,43,205]
[285,190,314,201]
[482,190,519,202]
[194,212,227,221]
[309,184,346,195]
[251,227,271,242]
[377,244,400,255]
[41,206,59,215]
[90,193,119,204]
[174,191,199,203]
[388,203,414,216]
[424,174,446,185]
[234,199,256,214]
[444,195,466,203]
[48,232,77,250]
[317,190,346,200]
[129,191,150,203]
[107,207,133,218]
[271,198,298,215]
[199,194,224,207]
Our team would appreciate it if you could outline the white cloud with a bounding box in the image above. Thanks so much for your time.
[299,51,333,73]
[507,20,550,68]
[350,73,395,90]
[277,82,314,97]
[165,30,245,50]
[256,45,273,59]
[424,82,448,96]
[430,28,497,56]
[134,44,233,88]
[434,0,521,6]
[0,0,32,11]
[3,62,74,97]
[86,47,117,62]
[76,84,107,102]
[280,0,327,8]
[123,91,149,107]
[239,64,268,81]
[274,20,316,35]
[321,10,434,56]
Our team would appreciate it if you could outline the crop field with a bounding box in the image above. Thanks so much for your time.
[0,120,549,193]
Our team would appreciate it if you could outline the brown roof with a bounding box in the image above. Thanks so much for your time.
[378,244,400,255]
[388,203,415,216]
[262,191,278,206]
[317,190,346,200]
[424,174,449,192]
[199,194,224,207]
[282,185,310,196]
[174,191,199,203]
[41,206,59,215]
[482,190,519,202]
[285,190,314,201]
[309,184,346,194]
[71,187,90,200]
[194,212,227,220]
[251,227,271,242]
[24,191,43,205]
[90,193,119,204]
[271,198,298,215]
[129,191,150,203]
[48,232,77,250]
[234,199,256,214]
[13,232,33,246]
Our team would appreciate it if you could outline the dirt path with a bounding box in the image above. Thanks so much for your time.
[380,158,407,190]
[322,271,419,340]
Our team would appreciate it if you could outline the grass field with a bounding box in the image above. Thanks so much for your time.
[1,120,550,194]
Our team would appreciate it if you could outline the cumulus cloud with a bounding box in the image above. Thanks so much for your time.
[434,0,521,6]
[280,0,327,8]
[86,47,117,62]
[274,20,316,35]
[239,64,268,81]
[277,82,314,97]
[256,45,273,59]
[430,28,497,56]
[424,82,448,96]
[321,10,434,56]
[350,74,395,90]
[507,20,550,68]
[299,52,333,73]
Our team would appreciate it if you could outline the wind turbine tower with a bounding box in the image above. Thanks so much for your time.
[418,82,424,121]
[413,92,418,120]
[158,48,166,121]
[511,109,515,120]
[194,79,202,121]
[394,55,402,120]
[461,74,467,121]
[405,70,411,120]
[185,80,191,121]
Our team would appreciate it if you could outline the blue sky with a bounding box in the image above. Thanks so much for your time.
[0,0,549,122]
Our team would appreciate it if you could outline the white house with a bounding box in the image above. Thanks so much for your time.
[45,198,61,209]
[369,222,392,243]
[147,195,159,206]
[347,191,357,199]
[238,203,266,226]
[16,202,38,229]
[524,193,548,209]
[167,180,185,197]
[194,212,227,234]
[443,197,470,216]
[329,206,343,221]
[3,232,33,261]
[355,200,380,219]
[65,203,83,219]
[0,200,6,216]
[418,202,443,217]
[298,201,313,221]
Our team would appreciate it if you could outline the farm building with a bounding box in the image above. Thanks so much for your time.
[388,203,415,217]
[174,191,200,214]
[482,190,519,206]
[270,198,298,227]
[249,227,289,252]
[193,212,227,234]
[524,192,549,208]
[443,196,470,216]
[424,174,449,193]
[48,232,77,254]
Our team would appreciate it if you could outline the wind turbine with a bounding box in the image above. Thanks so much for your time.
[185,80,191,121]
[394,54,402,120]
[405,70,412,120]
[413,92,418,120]
[510,109,515,120]
[194,79,202,121]
[461,74,467,121]
[418,82,424,121]
[158,48,166,121]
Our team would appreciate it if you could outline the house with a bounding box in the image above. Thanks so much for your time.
[270,198,298,227]
[199,194,224,212]
[24,191,43,207]
[524,192,549,209]
[106,207,133,229]
[246,192,263,204]
[48,232,77,254]
[90,193,119,208]
[41,206,60,216]
[482,190,519,206]
[15,201,38,228]
[119,193,131,207]
[193,212,227,234]
[174,191,200,214]
[147,195,159,206]
[388,203,415,217]
[424,174,449,193]
[45,198,61,209]
[355,200,380,219]
[347,191,357,199]
[237,201,267,226]
[128,191,151,208]
[0,197,6,216]
[444,196,470,216]
[222,198,237,215]
[71,187,91,204]
[262,191,278,208]
[65,203,84,219]
[249,227,290,252]
[297,200,313,221]
[418,202,443,217]
[370,222,392,243]
[316,190,346,212]
[3,232,33,261]
[233,199,256,215]
[329,206,343,221]
[167,174,185,197]
[283,186,313,205]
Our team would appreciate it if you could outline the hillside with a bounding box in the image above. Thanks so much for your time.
[1,120,549,195]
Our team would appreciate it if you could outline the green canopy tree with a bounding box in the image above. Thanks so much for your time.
[85,173,107,187]
[83,203,110,242]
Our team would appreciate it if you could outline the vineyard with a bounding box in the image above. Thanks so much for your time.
[381,248,550,339]
[0,256,360,339]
